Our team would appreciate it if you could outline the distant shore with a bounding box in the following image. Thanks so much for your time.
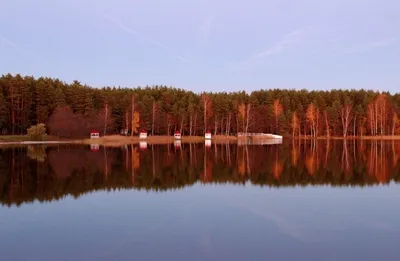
[0,135,238,147]
[0,135,80,145]
[295,135,400,140]
[82,135,238,147]
[2,134,400,147]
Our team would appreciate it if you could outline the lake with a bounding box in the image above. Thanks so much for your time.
[1,140,400,261]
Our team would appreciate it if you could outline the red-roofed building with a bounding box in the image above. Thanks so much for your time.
[139,130,147,139]
[174,131,181,140]
[90,130,99,139]
[205,130,211,140]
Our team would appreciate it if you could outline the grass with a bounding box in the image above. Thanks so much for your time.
[0,135,31,142]
[0,135,65,142]
[0,135,80,146]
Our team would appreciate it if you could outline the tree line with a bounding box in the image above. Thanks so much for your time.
[1,73,400,138]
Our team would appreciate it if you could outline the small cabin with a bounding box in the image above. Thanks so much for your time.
[205,131,212,140]
[139,130,147,139]
[90,131,100,139]
[174,131,181,140]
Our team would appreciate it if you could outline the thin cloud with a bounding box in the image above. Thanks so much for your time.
[344,38,396,55]
[255,29,305,58]
[0,35,16,47]
[0,35,39,60]
[199,13,216,47]
[226,27,310,71]
[104,14,196,66]
[200,15,214,35]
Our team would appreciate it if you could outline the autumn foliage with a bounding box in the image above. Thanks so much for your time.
[1,74,400,138]
[273,99,283,133]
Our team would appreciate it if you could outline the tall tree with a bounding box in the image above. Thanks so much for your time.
[131,94,135,136]
[151,99,158,135]
[272,99,283,133]
[132,111,140,134]
[201,93,212,133]
[306,103,318,137]
[245,103,252,134]
[392,112,399,136]
[291,112,300,137]
[324,110,330,138]
[238,103,246,133]
[340,99,352,138]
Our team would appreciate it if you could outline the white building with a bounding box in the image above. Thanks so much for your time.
[90,131,99,139]
[174,131,181,140]
[139,130,147,139]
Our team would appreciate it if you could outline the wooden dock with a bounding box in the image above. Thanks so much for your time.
[236,133,283,145]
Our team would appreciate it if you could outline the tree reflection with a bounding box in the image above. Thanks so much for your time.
[341,140,351,176]
[272,145,283,180]
[27,145,46,162]
[1,140,400,206]
[305,140,318,176]
[366,140,391,184]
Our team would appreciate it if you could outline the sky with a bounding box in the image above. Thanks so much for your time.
[0,0,399,93]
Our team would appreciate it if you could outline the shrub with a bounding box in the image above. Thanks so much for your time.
[27,124,46,141]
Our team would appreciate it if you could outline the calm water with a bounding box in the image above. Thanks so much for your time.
[1,140,400,261]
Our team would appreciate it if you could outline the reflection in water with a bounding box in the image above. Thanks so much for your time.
[1,140,400,206]
[90,144,100,152]
[139,141,147,150]
[174,140,181,149]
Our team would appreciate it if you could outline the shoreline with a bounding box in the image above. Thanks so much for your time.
[294,135,400,140]
[2,134,400,147]
[0,140,81,145]
[82,135,238,147]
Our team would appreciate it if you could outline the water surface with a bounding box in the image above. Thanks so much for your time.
[0,140,399,261]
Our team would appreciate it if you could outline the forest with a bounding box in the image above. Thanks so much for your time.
[1,73,400,138]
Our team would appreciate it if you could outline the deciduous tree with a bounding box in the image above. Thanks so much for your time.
[272,99,283,133]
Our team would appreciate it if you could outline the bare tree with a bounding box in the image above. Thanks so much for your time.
[272,99,283,133]
[131,95,135,136]
[291,112,300,138]
[324,111,330,138]
[306,103,317,138]
[104,102,108,136]
[393,112,398,136]
[340,104,352,138]
[152,99,156,136]
[201,93,212,133]
[245,104,252,134]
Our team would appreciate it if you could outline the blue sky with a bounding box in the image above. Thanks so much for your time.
[0,0,399,93]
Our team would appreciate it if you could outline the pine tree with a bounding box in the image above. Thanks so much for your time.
[0,90,9,132]
[54,87,67,107]
[35,80,49,124]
